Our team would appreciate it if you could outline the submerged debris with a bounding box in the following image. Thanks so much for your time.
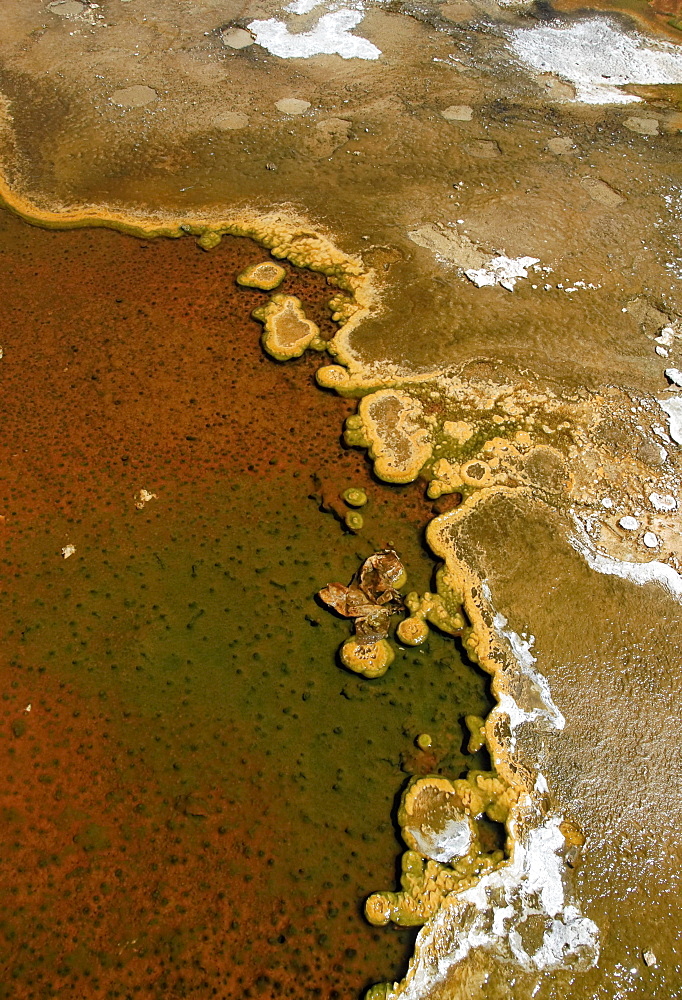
[319,550,407,676]
[318,548,406,643]
[134,488,157,510]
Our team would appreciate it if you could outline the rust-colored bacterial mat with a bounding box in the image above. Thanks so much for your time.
[0,209,492,1000]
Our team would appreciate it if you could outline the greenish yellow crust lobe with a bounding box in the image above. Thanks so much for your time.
[341,487,368,508]
[344,510,364,532]
[345,390,432,484]
[402,574,465,641]
[396,616,429,645]
[236,261,287,291]
[252,294,325,361]
[340,637,394,678]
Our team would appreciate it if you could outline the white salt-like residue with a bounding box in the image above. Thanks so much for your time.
[656,326,677,347]
[535,772,549,794]
[508,18,682,104]
[483,582,565,747]
[286,0,323,11]
[659,396,682,444]
[465,255,540,291]
[649,491,677,511]
[643,531,659,548]
[389,815,599,1000]
[248,8,381,59]
[619,515,639,531]
[665,368,682,387]
[411,818,472,863]
[570,513,682,601]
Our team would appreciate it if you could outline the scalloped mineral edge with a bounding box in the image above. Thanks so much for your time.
[380,491,599,998]
[385,561,599,999]
[485,582,566,753]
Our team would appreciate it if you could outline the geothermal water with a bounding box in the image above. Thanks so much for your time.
[0,216,494,998]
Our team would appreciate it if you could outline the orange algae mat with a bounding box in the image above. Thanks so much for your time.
[0,210,492,1000]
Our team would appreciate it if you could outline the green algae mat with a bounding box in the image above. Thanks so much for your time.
[0,210,491,999]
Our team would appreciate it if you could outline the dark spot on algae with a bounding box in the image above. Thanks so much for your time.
[0,208,493,999]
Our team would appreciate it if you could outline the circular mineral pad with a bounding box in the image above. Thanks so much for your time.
[340,637,394,678]
[342,487,368,507]
[236,261,287,290]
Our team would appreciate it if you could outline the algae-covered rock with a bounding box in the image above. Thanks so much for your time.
[237,261,287,290]
[252,294,325,361]
[340,637,394,678]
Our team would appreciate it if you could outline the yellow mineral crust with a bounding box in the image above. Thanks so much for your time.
[344,389,432,483]
[400,568,466,642]
[428,432,572,504]
[460,458,494,488]
[396,615,429,645]
[443,420,474,444]
[236,261,286,290]
[365,488,562,999]
[426,458,463,499]
[340,637,394,678]
[365,769,507,929]
[252,293,324,361]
